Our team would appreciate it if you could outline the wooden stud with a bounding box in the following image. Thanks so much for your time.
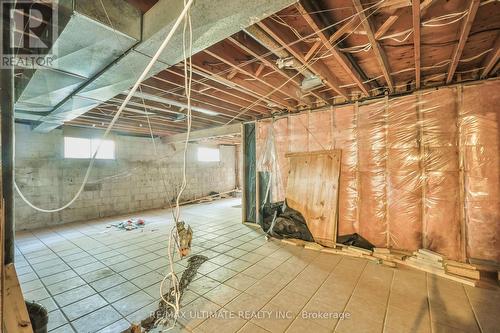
[446,0,480,84]
[413,0,421,89]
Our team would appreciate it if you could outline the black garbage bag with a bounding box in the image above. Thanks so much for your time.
[337,233,374,250]
[25,301,48,333]
[261,201,314,242]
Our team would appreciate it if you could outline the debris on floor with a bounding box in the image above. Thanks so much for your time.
[336,233,374,250]
[176,221,193,257]
[109,218,146,231]
[123,255,208,333]
[261,201,314,242]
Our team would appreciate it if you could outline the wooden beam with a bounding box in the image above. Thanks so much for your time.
[296,2,370,96]
[165,67,270,109]
[329,17,358,44]
[226,68,238,80]
[189,60,287,109]
[352,0,394,91]
[304,40,322,62]
[255,63,265,77]
[203,48,300,106]
[4,264,33,333]
[163,123,242,143]
[375,0,434,40]
[446,0,480,84]
[257,21,348,99]
[413,0,421,89]
[375,15,398,40]
[480,35,500,79]
[149,74,268,116]
[227,34,329,104]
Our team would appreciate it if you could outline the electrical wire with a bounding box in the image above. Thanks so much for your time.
[163,0,387,99]
[14,0,196,212]
[224,0,386,124]
[157,0,194,330]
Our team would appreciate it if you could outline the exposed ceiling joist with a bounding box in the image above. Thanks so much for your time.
[256,21,348,99]
[375,0,434,40]
[151,72,268,115]
[203,48,301,106]
[352,0,394,92]
[329,17,359,44]
[296,2,371,96]
[480,36,500,79]
[227,34,329,105]
[446,0,481,84]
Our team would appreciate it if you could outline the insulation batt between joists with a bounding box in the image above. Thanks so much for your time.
[255,80,500,263]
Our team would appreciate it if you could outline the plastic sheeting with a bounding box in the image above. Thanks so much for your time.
[255,80,500,262]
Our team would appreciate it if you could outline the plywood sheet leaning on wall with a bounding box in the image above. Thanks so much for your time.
[462,81,500,262]
[285,150,341,247]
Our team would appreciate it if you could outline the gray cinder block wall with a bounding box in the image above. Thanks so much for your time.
[14,124,237,230]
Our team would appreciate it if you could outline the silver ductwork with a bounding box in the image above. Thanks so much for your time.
[15,0,299,132]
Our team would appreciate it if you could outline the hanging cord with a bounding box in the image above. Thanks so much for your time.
[157,0,193,330]
[14,0,195,213]
[14,0,385,214]
[14,0,386,213]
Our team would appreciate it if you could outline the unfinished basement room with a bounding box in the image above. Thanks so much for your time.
[1,0,500,332]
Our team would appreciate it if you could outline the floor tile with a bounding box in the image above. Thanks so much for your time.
[61,294,108,321]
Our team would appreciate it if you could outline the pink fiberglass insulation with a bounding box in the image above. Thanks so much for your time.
[462,81,500,262]
[386,94,422,252]
[253,80,500,262]
[333,105,359,235]
[357,99,388,247]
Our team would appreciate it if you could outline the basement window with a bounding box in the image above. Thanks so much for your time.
[64,137,115,159]
[197,147,220,162]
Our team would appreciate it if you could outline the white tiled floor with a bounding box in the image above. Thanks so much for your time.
[15,198,500,333]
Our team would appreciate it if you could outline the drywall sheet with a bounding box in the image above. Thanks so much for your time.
[254,79,500,262]
[285,150,341,247]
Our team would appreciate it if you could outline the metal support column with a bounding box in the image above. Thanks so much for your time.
[1,1,15,264]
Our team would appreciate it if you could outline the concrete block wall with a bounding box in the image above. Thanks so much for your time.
[14,124,237,230]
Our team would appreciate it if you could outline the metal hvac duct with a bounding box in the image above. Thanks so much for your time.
[14,0,298,132]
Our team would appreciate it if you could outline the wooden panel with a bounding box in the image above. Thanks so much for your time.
[4,264,33,333]
[285,150,341,247]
